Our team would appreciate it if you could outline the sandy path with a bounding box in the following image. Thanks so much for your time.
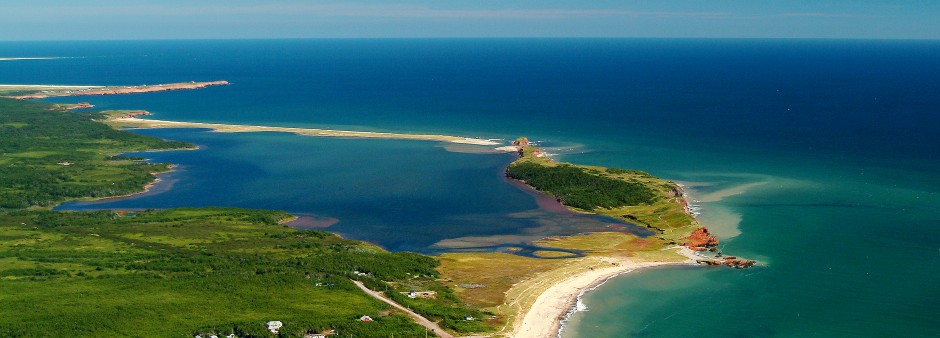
[353,280,454,338]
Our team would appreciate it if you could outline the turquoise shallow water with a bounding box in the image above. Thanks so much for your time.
[562,153,940,337]
[2,39,938,336]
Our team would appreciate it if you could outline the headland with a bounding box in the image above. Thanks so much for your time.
[437,137,754,337]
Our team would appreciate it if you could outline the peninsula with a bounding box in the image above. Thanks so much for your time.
[437,137,754,337]
[0,80,229,99]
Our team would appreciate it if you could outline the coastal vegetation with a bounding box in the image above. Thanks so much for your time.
[0,98,190,209]
[505,142,700,244]
[0,98,492,337]
[435,140,712,336]
[0,208,437,337]
[505,162,655,210]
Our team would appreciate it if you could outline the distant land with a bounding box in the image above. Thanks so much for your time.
[0,80,228,99]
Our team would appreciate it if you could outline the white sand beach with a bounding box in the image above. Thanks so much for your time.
[508,247,699,338]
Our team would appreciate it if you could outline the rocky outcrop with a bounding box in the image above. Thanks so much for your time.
[696,255,757,269]
[722,256,757,269]
[683,227,719,251]
[512,137,530,147]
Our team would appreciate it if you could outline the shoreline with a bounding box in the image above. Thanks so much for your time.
[7,81,229,99]
[63,164,179,206]
[0,84,102,88]
[498,145,751,338]
[110,116,502,146]
[507,247,699,338]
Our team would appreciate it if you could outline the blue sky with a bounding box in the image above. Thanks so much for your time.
[2,0,939,40]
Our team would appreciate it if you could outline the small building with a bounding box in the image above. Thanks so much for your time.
[401,290,437,299]
[359,315,374,322]
[266,320,283,334]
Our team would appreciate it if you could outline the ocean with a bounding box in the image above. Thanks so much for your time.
[2,39,937,336]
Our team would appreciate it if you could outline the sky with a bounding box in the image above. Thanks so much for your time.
[2,0,939,40]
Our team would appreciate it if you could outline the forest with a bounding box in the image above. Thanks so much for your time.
[506,161,656,210]
[0,208,444,337]
[0,98,190,208]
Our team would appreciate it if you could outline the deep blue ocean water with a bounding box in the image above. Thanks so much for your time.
[2,39,937,336]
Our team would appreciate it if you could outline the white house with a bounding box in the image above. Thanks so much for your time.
[266,320,283,334]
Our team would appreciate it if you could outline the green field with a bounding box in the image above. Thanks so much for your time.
[0,208,441,337]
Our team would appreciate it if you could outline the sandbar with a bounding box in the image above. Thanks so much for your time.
[110,116,501,146]
[0,57,61,61]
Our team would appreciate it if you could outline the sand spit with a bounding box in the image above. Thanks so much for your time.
[0,57,62,61]
[111,117,501,146]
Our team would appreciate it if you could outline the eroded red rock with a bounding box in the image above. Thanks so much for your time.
[683,227,719,251]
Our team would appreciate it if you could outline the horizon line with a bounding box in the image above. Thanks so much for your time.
[2,36,939,43]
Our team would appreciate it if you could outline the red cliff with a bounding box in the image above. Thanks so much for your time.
[683,227,719,251]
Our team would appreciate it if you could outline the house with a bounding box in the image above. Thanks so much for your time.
[359,315,374,322]
[266,320,283,334]
[400,290,437,299]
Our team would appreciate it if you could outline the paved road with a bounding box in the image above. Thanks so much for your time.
[352,280,454,338]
